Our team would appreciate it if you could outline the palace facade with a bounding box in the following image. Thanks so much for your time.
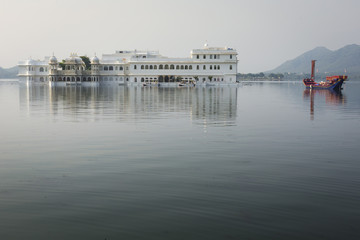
[18,44,238,86]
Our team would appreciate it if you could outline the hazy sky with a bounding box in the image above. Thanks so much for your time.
[1,0,359,72]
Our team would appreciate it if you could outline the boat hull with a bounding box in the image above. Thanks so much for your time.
[304,79,344,90]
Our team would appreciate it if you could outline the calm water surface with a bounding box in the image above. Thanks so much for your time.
[0,80,360,239]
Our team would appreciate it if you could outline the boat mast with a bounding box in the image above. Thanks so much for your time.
[311,60,316,81]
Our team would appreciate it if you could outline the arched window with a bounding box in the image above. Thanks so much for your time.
[197,65,199,70]
[134,65,137,70]
[218,65,220,70]
[185,65,188,70]
[165,64,169,69]
[196,55,199,59]
[214,55,217,59]
[189,65,192,70]
[145,65,148,69]
[150,65,153,70]
[109,66,114,71]
[104,66,108,71]
[230,65,233,70]
[230,55,233,59]
[210,65,213,70]
[159,65,163,69]
[72,77,75,82]
[176,65,179,70]
[141,65,144,69]
[203,65,206,70]
[120,66,123,70]
[170,65,174,69]
[181,65,184,70]
[39,67,44,72]
[88,77,91,82]
[154,65,157,70]
[203,55,206,59]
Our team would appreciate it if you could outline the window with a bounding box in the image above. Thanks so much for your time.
[159,65,163,69]
[203,65,206,70]
[154,65,157,70]
[230,55,233,59]
[218,65,220,70]
[214,55,217,59]
[181,65,184,70]
[196,55,199,59]
[210,55,213,59]
[104,66,108,71]
[141,65,144,70]
[176,65,179,70]
[189,65,192,70]
[230,65,233,70]
[120,66,123,70]
[134,65,137,70]
[203,55,206,59]
[150,65,153,70]
[170,64,174,69]
[115,66,118,70]
[210,65,212,70]
[185,65,188,70]
[145,65,149,69]
[109,66,113,71]
[165,64,169,69]
[39,67,44,72]
[197,65,199,70]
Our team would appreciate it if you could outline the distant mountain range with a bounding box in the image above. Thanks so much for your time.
[270,44,360,77]
[0,66,18,79]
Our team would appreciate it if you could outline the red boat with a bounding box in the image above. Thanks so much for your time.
[303,60,347,90]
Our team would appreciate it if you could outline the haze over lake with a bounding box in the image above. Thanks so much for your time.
[0,80,360,239]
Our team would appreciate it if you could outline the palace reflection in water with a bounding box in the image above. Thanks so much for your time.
[19,84,238,125]
[303,88,346,120]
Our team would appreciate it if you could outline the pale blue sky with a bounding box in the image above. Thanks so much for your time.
[1,0,359,72]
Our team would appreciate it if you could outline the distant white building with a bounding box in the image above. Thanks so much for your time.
[18,44,238,86]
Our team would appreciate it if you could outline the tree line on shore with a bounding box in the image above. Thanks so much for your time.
[237,72,285,80]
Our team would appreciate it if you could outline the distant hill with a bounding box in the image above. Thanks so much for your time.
[0,66,18,79]
[269,44,360,77]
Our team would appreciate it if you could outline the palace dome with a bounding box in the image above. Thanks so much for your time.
[49,55,57,64]
[65,55,83,65]
[26,59,36,65]
[91,55,100,64]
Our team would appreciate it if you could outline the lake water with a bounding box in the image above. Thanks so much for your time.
[0,80,360,240]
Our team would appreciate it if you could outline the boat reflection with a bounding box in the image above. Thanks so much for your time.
[19,84,238,126]
[303,88,346,120]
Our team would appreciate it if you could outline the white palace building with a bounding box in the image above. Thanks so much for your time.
[18,44,238,86]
